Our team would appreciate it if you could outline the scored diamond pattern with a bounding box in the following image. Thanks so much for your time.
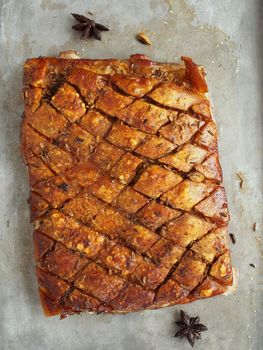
[133,165,183,198]
[22,54,233,317]
[51,83,86,122]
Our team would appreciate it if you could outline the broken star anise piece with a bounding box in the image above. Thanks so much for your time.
[174,310,208,347]
[71,13,109,41]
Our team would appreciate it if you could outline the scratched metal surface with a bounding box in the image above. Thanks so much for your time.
[0,0,262,349]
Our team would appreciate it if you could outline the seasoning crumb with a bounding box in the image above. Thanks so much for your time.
[229,233,236,244]
[249,263,256,268]
[58,182,69,192]
[236,172,245,189]
[136,32,152,45]
[252,222,258,231]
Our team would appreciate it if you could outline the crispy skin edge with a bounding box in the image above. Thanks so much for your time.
[21,54,234,317]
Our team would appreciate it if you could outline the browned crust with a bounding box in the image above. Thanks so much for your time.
[21,54,233,317]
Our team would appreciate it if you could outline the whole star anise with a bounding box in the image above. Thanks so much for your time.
[174,310,208,347]
[71,13,109,40]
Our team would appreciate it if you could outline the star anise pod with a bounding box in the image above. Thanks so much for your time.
[174,310,208,347]
[71,13,109,40]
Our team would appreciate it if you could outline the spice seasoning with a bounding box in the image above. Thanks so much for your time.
[174,310,208,347]
[71,13,109,40]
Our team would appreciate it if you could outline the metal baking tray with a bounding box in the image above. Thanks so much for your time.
[0,0,262,349]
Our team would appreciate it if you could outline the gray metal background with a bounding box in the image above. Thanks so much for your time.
[0,0,262,349]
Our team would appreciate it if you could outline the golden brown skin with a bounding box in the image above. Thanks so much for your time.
[21,54,233,317]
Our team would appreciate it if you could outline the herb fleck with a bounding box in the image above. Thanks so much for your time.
[229,233,236,244]
[236,172,245,189]
[74,136,84,143]
[58,182,69,192]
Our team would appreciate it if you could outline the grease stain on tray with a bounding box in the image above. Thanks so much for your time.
[41,0,67,11]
